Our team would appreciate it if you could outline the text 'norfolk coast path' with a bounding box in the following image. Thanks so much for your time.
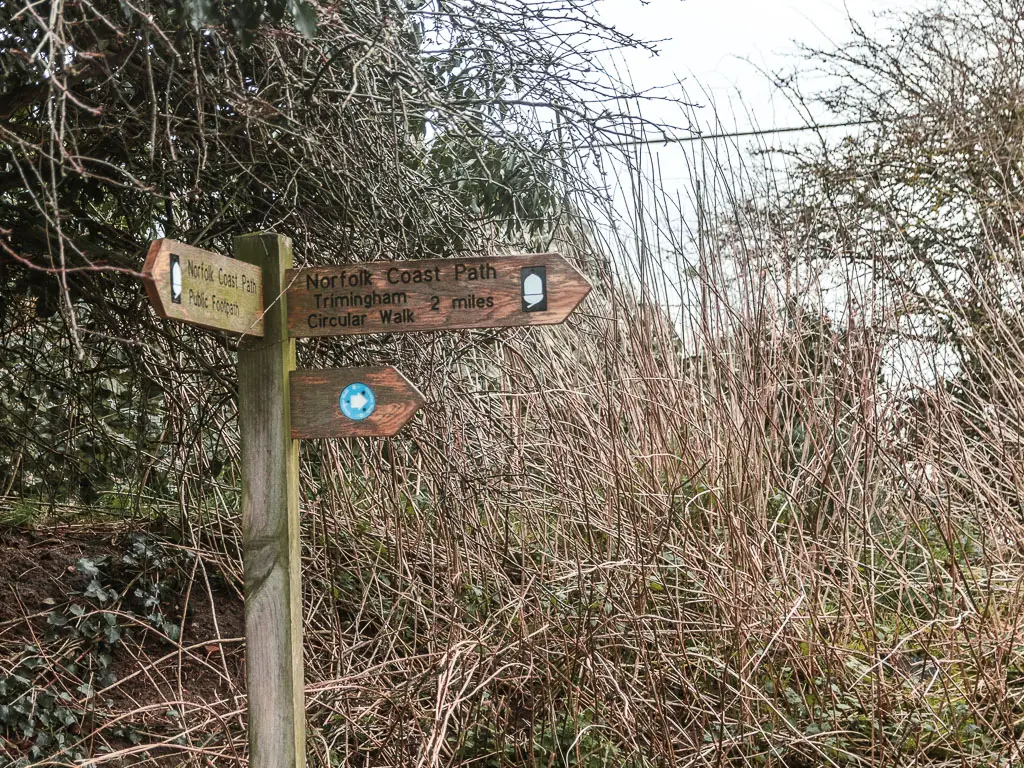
[285,253,591,337]
[142,238,264,336]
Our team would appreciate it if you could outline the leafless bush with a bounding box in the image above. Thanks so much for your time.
[5,1,1024,767]
[38,142,1021,766]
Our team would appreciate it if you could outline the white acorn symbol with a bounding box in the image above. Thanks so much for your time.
[170,260,183,301]
[523,272,544,308]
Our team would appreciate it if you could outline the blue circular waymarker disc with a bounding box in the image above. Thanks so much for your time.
[339,382,376,421]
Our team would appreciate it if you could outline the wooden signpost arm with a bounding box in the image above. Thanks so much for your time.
[235,234,306,768]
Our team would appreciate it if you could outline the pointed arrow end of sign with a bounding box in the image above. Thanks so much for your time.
[141,239,172,319]
[140,239,264,335]
[548,253,593,323]
[378,367,425,436]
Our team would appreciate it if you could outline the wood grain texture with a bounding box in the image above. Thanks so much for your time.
[290,367,424,438]
[235,234,305,768]
[285,252,590,338]
[142,238,264,336]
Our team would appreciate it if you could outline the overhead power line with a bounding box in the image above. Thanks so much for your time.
[598,118,879,148]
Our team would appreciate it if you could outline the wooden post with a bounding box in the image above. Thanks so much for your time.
[235,233,305,768]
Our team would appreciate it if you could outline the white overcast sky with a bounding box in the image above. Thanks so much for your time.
[579,0,931,220]
[596,0,928,135]
[588,0,942,384]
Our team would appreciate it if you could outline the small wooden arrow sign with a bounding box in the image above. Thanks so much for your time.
[142,239,264,336]
[285,253,590,338]
[289,367,424,439]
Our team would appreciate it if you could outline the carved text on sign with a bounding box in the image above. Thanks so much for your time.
[142,239,264,336]
[285,254,590,337]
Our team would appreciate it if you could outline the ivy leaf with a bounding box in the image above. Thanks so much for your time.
[104,622,122,644]
[84,579,108,603]
[76,557,101,579]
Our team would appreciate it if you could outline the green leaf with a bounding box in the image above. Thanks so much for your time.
[76,557,101,579]
[84,580,109,603]
[290,0,317,38]
[104,622,122,644]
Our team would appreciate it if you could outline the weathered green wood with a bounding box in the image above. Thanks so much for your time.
[142,239,264,335]
[235,233,305,768]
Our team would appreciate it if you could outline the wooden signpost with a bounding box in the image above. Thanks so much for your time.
[141,235,591,768]
[142,238,264,335]
[285,253,590,337]
[233,234,304,768]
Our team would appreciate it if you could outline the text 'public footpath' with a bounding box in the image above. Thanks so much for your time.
[183,258,261,319]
